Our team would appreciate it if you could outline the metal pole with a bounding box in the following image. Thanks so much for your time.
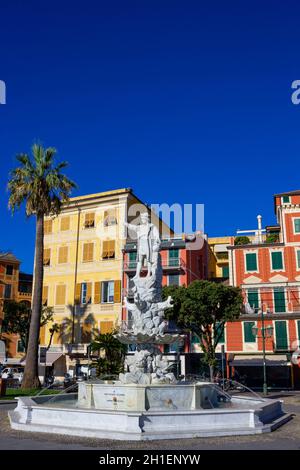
[261,304,268,395]
[221,345,225,391]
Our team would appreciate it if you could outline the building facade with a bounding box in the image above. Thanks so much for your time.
[41,188,172,376]
[208,236,234,281]
[0,252,32,361]
[226,191,300,389]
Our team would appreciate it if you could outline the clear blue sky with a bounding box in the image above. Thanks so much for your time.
[1,0,300,273]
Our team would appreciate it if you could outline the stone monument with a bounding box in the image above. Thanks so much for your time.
[116,212,181,385]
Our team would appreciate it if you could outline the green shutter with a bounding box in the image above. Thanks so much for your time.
[169,249,179,266]
[246,253,257,271]
[244,321,256,343]
[271,251,283,270]
[294,219,300,233]
[215,322,225,343]
[129,252,137,268]
[282,196,290,203]
[248,290,259,310]
[275,321,288,350]
[222,266,229,278]
[274,288,286,313]
[297,320,300,341]
[297,251,300,269]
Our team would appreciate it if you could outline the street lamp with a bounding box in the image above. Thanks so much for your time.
[251,304,273,396]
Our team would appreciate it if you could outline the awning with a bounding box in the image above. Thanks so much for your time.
[45,352,64,366]
[230,354,289,367]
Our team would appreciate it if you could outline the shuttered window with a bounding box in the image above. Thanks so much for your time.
[296,250,300,269]
[42,286,48,306]
[275,321,288,350]
[245,253,258,271]
[271,251,283,270]
[222,266,229,278]
[247,290,259,310]
[128,252,137,268]
[102,240,115,259]
[244,321,256,343]
[94,282,101,304]
[100,321,114,334]
[84,212,95,228]
[102,281,114,303]
[56,285,66,305]
[58,246,68,264]
[43,248,51,266]
[44,219,52,234]
[60,216,70,231]
[294,219,300,234]
[215,322,225,343]
[274,288,286,313]
[297,320,300,341]
[80,282,92,304]
[114,280,121,303]
[83,243,94,262]
[282,196,290,204]
[169,249,179,266]
[104,210,117,226]
[39,326,46,345]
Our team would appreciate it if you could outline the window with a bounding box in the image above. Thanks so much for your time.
[274,288,286,313]
[168,274,180,286]
[102,240,115,259]
[60,216,70,231]
[6,265,13,275]
[43,248,51,266]
[294,218,300,234]
[102,281,115,303]
[80,282,92,304]
[103,210,117,226]
[271,251,283,270]
[222,266,229,278]
[82,243,94,262]
[245,253,258,271]
[169,249,179,267]
[282,196,290,204]
[17,340,25,353]
[296,250,300,270]
[275,321,288,350]
[58,246,68,264]
[55,285,66,305]
[244,321,256,343]
[215,322,225,343]
[42,286,48,306]
[247,290,259,310]
[84,212,95,229]
[44,219,52,234]
[4,284,12,299]
[128,252,137,268]
[297,320,300,342]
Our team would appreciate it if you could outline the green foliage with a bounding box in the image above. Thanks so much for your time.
[7,144,77,217]
[163,280,243,372]
[90,331,127,377]
[265,233,279,243]
[1,301,54,351]
[234,236,250,246]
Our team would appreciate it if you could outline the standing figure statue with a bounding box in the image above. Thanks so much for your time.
[125,212,161,279]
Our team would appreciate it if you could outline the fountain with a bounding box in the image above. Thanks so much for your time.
[9,215,292,440]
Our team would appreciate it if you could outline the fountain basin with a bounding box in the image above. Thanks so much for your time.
[8,382,292,440]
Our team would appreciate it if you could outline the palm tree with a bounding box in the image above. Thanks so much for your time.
[90,332,127,377]
[8,144,76,388]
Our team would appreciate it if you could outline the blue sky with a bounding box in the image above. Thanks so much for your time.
[1,0,300,272]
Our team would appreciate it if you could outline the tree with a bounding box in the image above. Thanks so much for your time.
[163,280,243,380]
[1,300,54,352]
[8,144,76,388]
[47,323,60,350]
[90,332,127,377]
[234,236,250,246]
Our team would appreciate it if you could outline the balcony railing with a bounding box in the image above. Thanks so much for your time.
[123,258,185,272]
[63,343,89,356]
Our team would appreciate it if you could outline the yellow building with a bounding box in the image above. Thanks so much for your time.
[41,188,171,376]
[208,236,234,280]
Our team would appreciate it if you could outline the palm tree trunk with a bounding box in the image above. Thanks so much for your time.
[22,214,44,389]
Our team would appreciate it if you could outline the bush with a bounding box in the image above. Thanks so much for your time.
[234,236,250,246]
[265,233,279,243]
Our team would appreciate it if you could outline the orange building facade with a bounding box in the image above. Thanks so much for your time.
[227,191,300,389]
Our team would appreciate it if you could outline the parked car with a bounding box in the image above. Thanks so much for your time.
[1,367,24,384]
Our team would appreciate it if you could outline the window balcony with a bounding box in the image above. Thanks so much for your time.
[123,257,186,272]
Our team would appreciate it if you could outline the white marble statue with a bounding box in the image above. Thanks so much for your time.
[125,212,160,279]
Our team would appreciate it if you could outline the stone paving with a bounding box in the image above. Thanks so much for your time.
[0,393,300,450]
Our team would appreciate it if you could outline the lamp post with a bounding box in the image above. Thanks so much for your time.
[252,304,273,396]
